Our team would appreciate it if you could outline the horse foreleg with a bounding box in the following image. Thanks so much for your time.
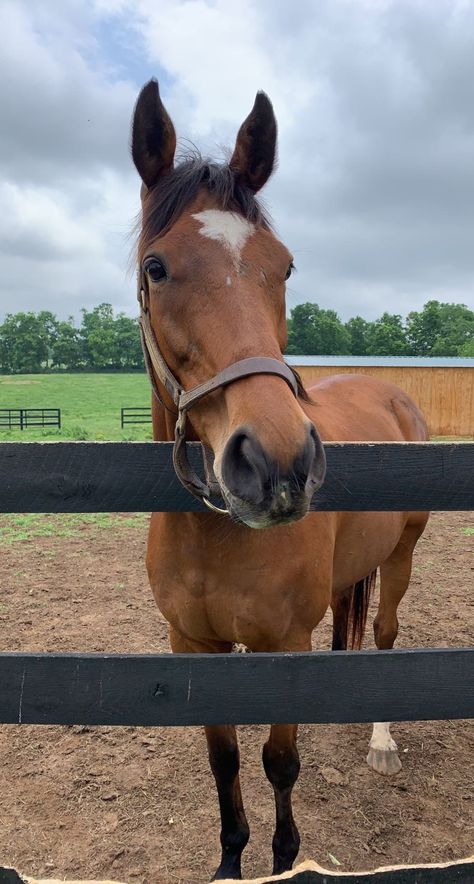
[262,723,301,875]
[168,627,249,880]
[206,724,250,881]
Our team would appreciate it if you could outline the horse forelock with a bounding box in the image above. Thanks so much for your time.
[137,154,273,260]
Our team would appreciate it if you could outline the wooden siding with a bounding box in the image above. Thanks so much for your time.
[295,365,474,437]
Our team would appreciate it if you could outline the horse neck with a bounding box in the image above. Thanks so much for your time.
[151,396,174,441]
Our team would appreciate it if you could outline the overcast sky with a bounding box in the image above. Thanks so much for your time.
[1,0,474,322]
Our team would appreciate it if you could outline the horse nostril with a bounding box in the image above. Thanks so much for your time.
[221,429,268,504]
[305,423,326,492]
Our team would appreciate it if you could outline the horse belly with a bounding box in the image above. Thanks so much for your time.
[332,511,407,592]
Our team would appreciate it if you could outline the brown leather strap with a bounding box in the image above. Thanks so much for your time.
[137,278,299,504]
[178,357,298,414]
[139,309,181,407]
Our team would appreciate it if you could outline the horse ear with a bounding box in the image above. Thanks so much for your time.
[229,92,277,193]
[131,79,176,189]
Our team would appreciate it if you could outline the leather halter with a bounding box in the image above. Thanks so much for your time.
[137,270,299,511]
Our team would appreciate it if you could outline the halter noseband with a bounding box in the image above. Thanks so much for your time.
[137,270,299,512]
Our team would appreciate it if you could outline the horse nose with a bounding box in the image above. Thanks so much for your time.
[221,424,326,506]
[221,429,268,504]
[297,424,326,493]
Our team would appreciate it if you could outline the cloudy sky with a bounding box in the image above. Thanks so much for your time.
[1,0,474,322]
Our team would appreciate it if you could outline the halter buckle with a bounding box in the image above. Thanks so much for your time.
[176,409,187,436]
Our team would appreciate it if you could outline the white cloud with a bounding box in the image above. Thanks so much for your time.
[1,0,474,324]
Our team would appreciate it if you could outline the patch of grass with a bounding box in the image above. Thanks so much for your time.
[0,373,153,441]
[461,527,474,536]
[0,512,149,544]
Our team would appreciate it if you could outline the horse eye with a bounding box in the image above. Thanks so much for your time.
[145,258,167,283]
[285,262,295,281]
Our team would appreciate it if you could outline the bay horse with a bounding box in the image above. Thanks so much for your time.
[131,79,429,881]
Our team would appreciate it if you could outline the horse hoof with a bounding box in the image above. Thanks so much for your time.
[366,747,402,775]
[211,868,241,881]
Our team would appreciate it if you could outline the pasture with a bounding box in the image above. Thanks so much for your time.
[0,508,472,883]
[0,373,151,441]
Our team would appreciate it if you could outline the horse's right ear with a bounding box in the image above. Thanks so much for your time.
[131,79,176,190]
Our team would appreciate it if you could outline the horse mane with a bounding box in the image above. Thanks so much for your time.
[288,365,312,403]
[138,153,273,259]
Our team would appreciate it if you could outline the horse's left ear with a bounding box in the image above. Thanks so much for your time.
[131,78,176,190]
[230,92,277,193]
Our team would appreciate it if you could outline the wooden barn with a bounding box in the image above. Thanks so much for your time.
[288,356,474,437]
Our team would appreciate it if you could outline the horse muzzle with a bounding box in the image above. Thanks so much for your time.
[217,423,326,528]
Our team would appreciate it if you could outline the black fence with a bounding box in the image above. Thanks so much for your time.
[0,408,61,431]
[120,406,152,428]
[0,440,473,883]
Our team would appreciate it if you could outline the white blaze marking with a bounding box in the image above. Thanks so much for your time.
[192,209,254,261]
[226,275,232,286]
[369,722,398,753]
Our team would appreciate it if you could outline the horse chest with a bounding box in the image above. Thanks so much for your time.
[148,529,331,649]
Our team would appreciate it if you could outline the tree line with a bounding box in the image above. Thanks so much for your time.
[0,299,472,374]
[0,304,143,374]
[286,300,473,357]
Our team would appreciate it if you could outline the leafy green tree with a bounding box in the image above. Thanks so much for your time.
[51,319,84,369]
[114,314,143,369]
[366,313,410,356]
[37,310,59,368]
[0,312,49,373]
[286,303,351,355]
[459,338,474,356]
[406,300,474,356]
[345,316,373,355]
[80,303,118,368]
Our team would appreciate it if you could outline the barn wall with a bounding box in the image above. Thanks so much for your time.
[294,365,473,437]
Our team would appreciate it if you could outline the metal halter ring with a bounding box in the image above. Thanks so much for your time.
[202,497,230,515]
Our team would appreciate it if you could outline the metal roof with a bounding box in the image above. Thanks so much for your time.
[285,355,474,368]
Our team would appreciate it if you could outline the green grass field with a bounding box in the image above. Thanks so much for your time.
[0,373,152,441]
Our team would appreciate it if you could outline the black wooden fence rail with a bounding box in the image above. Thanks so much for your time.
[0,440,473,512]
[1,648,473,727]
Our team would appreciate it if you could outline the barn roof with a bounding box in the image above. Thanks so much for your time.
[286,355,474,368]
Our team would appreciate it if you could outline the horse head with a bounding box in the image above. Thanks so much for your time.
[132,79,326,528]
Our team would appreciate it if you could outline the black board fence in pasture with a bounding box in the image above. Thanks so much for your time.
[0,439,473,883]
[120,405,152,427]
[0,407,61,431]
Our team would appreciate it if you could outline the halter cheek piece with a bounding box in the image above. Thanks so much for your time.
[137,270,298,513]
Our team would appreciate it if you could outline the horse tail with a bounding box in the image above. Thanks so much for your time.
[348,569,377,650]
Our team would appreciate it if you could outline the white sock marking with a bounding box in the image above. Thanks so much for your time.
[192,209,254,262]
[369,722,398,752]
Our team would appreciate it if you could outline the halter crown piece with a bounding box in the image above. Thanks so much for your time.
[137,269,299,514]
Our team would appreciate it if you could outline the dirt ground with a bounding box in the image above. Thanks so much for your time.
[0,511,472,884]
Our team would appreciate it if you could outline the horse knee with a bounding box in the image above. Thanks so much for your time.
[208,736,240,783]
[262,741,300,791]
